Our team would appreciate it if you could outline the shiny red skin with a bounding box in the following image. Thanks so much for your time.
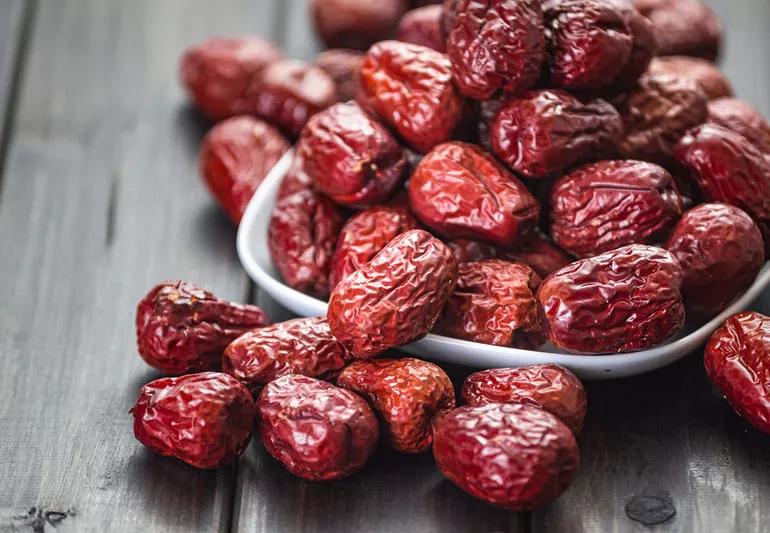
[396,5,446,52]
[446,0,544,100]
[461,365,587,434]
[327,229,458,358]
[311,0,407,50]
[296,102,407,207]
[276,154,314,200]
[432,403,580,510]
[257,375,379,480]
[438,259,544,348]
[649,56,732,100]
[674,123,770,250]
[179,37,283,121]
[543,0,633,92]
[268,190,343,298]
[708,98,770,155]
[314,49,365,103]
[358,41,464,153]
[131,372,255,469]
[329,205,419,290]
[634,0,722,61]
[666,203,764,316]
[550,160,684,258]
[222,318,353,396]
[199,116,289,224]
[491,90,622,178]
[408,142,540,247]
[502,235,572,279]
[336,357,455,453]
[136,281,269,374]
[608,0,656,90]
[537,244,685,354]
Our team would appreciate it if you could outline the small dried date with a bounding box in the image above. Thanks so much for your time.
[311,0,407,50]
[336,357,455,453]
[634,0,722,61]
[257,375,379,480]
[396,5,446,52]
[136,281,269,374]
[607,0,656,90]
[131,372,255,469]
[314,49,365,103]
[708,98,770,155]
[648,56,733,100]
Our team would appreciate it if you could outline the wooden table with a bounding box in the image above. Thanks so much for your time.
[0,1,768,531]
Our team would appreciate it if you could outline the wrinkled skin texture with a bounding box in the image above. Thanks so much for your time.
[223,318,353,396]
[648,56,732,100]
[666,203,764,317]
[180,37,283,121]
[199,116,289,224]
[329,205,419,291]
[312,0,407,50]
[634,0,722,61]
[268,190,343,298]
[550,160,684,258]
[437,259,544,347]
[537,244,685,354]
[276,154,314,200]
[462,365,587,434]
[296,102,407,207]
[257,375,379,480]
[503,235,572,279]
[131,373,255,469]
[336,357,455,453]
[607,0,656,89]
[446,0,544,99]
[136,281,269,374]
[314,49,365,102]
[675,124,770,250]
[397,5,446,52]
[491,90,622,178]
[358,41,463,153]
[543,0,633,92]
[432,403,579,510]
[708,98,770,155]
[617,74,708,164]
[327,230,458,358]
[408,142,540,246]
[446,238,500,263]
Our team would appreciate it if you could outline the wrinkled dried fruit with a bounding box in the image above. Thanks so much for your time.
[328,229,457,357]
[336,357,455,453]
[666,203,764,316]
[608,0,656,89]
[136,281,269,374]
[537,244,685,354]
[276,154,314,200]
[446,238,500,263]
[257,375,379,480]
[329,205,419,290]
[502,235,572,279]
[441,0,463,39]
[296,101,407,207]
[477,97,505,151]
[648,56,732,100]
[268,190,343,298]
[314,49,365,102]
[180,37,283,121]
[550,160,683,258]
[396,5,446,52]
[358,40,463,153]
[491,90,622,178]
[131,372,255,469]
[432,403,580,510]
[446,0,544,99]
[462,365,587,434]
[408,142,540,246]
[312,0,407,50]
[634,0,722,60]
[708,98,770,155]
[199,116,289,224]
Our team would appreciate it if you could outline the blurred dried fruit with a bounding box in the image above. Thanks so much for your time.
[477,97,505,151]
[648,56,732,100]
[502,234,572,279]
[314,49,365,102]
[311,0,407,50]
[397,5,446,52]
[441,0,463,39]
[634,0,722,60]
[446,238,500,263]
[708,98,770,154]
[276,154,314,200]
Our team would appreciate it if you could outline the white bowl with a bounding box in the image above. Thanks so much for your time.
[237,151,770,380]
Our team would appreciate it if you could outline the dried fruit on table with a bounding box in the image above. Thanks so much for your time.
[607,0,656,90]
[257,375,379,480]
[396,5,446,52]
[704,311,770,435]
[311,0,407,50]
[502,234,572,279]
[408,142,540,246]
[708,98,770,155]
[462,364,587,434]
[327,229,457,358]
[549,160,684,258]
[491,90,622,178]
[648,56,732,100]
[666,203,764,316]
[537,244,685,354]
[136,281,269,374]
[432,403,580,510]
[336,357,455,453]
[314,49,365,102]
[358,40,463,153]
[131,372,255,469]
[634,0,722,60]
[296,101,407,207]
[268,189,343,298]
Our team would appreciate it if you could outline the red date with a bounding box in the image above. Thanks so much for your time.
[502,234,572,279]
[708,97,770,155]
[396,5,446,52]
[608,0,656,90]
[276,154,314,200]
[634,0,722,61]
[648,56,732,100]
[314,49,365,103]
[311,0,407,50]
[446,238,500,264]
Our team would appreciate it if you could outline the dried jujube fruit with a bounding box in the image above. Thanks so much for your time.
[502,235,572,279]
[327,229,458,358]
[314,49,365,102]
[549,160,684,258]
[607,0,656,90]
[336,357,455,453]
[634,0,722,61]
[276,154,314,200]
[446,238,500,264]
[131,372,255,469]
[708,98,770,155]
[136,281,269,374]
[432,403,580,510]
[537,244,685,354]
[311,0,407,50]
[396,5,446,52]
[461,365,587,434]
[648,56,732,100]
[257,375,379,480]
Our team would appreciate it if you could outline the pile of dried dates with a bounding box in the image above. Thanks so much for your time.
[130,0,770,511]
